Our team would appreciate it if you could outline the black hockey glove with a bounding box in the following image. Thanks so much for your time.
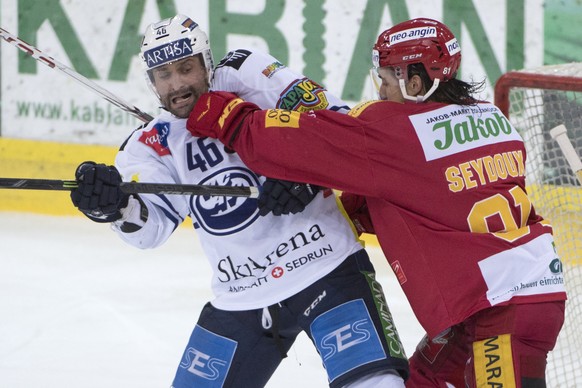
[70,161,129,223]
[258,178,320,216]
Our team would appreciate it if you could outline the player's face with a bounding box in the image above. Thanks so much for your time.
[376,67,406,102]
[152,56,209,118]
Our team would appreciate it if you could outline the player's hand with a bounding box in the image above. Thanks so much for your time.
[70,161,129,223]
[258,178,320,216]
[340,192,375,235]
[186,91,258,146]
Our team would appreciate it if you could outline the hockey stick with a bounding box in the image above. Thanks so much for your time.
[549,124,582,185]
[0,29,260,198]
[0,27,153,123]
[0,178,260,198]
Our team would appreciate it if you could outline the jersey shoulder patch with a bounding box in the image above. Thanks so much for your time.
[261,60,286,78]
[276,77,329,112]
[216,49,252,70]
[138,121,171,156]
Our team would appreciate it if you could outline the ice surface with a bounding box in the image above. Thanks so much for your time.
[0,212,423,387]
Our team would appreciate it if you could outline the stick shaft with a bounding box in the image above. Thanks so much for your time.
[0,29,260,198]
[0,178,260,198]
[0,27,153,123]
[550,124,582,185]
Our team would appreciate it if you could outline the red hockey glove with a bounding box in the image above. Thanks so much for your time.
[340,192,375,235]
[186,91,259,147]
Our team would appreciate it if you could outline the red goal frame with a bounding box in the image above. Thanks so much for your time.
[494,70,582,116]
[493,65,582,386]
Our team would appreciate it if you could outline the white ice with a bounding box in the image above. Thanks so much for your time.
[0,212,424,388]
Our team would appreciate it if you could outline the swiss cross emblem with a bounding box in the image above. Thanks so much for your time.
[271,267,284,278]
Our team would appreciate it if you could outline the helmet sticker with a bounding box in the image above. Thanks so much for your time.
[181,17,198,31]
[142,38,194,69]
[372,49,380,68]
[446,38,461,55]
[389,26,437,45]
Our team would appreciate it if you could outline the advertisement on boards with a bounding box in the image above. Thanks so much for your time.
[4,0,578,146]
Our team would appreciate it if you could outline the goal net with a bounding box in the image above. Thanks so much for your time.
[495,63,582,386]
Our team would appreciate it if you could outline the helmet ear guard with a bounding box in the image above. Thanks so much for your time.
[140,14,214,104]
[372,18,461,101]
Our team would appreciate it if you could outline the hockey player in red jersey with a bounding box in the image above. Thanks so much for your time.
[186,18,567,388]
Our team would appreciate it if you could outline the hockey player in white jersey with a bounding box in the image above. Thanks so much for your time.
[69,14,408,388]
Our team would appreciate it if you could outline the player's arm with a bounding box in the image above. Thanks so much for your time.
[71,127,189,249]
[340,192,375,235]
[214,49,339,215]
[186,92,380,196]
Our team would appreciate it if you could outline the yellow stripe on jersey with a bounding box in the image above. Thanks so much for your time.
[348,100,382,118]
[218,98,245,129]
[473,334,516,388]
[264,109,300,128]
[333,190,365,245]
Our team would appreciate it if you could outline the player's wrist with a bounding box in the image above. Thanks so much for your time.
[113,194,149,233]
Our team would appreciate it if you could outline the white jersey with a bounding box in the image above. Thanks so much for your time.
[113,49,362,310]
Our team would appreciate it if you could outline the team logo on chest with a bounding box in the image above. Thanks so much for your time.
[190,167,261,235]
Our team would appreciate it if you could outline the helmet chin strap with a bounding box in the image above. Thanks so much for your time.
[399,78,440,102]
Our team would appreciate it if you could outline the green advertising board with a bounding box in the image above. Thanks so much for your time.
[0,0,579,145]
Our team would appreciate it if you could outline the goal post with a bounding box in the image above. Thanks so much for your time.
[550,124,582,185]
[495,63,582,386]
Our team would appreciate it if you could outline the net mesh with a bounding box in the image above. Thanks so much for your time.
[499,62,582,387]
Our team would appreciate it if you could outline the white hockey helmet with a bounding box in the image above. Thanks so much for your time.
[140,14,214,101]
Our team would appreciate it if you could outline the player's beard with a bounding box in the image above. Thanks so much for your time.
[162,85,207,119]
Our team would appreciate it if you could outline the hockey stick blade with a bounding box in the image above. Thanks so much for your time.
[0,178,260,198]
[550,124,582,185]
[0,27,153,123]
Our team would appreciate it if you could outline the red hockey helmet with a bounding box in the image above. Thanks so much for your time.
[372,18,461,83]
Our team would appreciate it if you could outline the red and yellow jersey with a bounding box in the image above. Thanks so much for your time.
[229,100,567,337]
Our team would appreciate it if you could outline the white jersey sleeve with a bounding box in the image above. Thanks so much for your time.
[112,49,362,310]
[114,119,190,249]
[212,48,350,112]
